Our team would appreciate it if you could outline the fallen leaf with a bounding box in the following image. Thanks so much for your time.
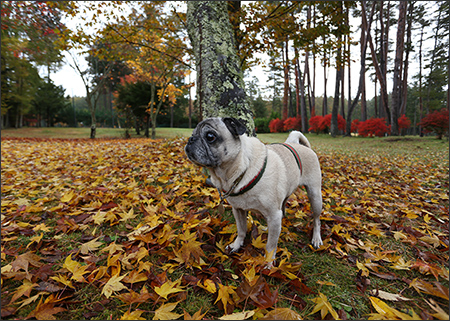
[120,309,146,320]
[184,308,208,320]
[153,302,183,320]
[80,237,102,254]
[309,292,339,320]
[101,273,128,298]
[261,307,302,320]
[215,283,237,311]
[368,296,419,320]
[219,310,255,320]
[368,289,412,302]
[10,279,39,304]
[154,278,185,300]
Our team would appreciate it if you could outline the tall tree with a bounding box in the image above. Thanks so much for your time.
[400,1,414,116]
[101,2,188,139]
[1,1,66,128]
[390,1,407,136]
[187,1,255,135]
[345,1,376,136]
[68,51,112,139]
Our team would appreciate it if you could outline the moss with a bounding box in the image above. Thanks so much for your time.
[187,1,255,136]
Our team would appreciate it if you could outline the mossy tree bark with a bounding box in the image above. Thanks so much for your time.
[187,1,255,136]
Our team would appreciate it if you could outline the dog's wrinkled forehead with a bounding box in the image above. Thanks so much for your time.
[193,118,225,136]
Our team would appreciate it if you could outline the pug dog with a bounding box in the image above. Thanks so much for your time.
[185,117,323,263]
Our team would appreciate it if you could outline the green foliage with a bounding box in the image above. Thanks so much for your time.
[32,78,71,127]
[254,118,271,133]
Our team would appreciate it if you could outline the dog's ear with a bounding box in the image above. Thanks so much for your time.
[222,117,247,137]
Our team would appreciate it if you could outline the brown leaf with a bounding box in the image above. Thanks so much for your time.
[261,307,302,320]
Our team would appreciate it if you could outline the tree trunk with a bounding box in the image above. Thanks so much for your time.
[360,15,367,122]
[295,47,308,132]
[294,56,300,117]
[426,6,442,113]
[400,2,414,117]
[368,28,390,122]
[378,1,391,120]
[331,42,342,138]
[340,40,345,120]
[282,40,289,120]
[86,91,97,139]
[187,1,254,135]
[391,1,407,136]
[346,1,375,135]
[322,36,328,116]
[418,23,424,135]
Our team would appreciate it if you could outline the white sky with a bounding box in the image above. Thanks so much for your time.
[48,2,435,102]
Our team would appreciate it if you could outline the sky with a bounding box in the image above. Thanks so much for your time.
[48,2,434,103]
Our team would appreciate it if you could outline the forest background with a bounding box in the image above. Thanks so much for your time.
[1,1,449,139]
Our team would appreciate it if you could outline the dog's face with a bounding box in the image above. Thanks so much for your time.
[185,117,247,168]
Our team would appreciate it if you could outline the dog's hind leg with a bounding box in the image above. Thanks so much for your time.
[227,208,247,253]
[265,209,283,263]
[305,184,323,249]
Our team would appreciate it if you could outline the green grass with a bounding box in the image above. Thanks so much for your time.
[2,126,448,156]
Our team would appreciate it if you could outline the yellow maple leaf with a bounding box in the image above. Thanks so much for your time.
[121,309,146,320]
[184,308,208,320]
[197,279,217,293]
[242,265,259,286]
[63,254,89,283]
[154,278,185,300]
[356,260,370,277]
[153,302,183,320]
[60,190,75,203]
[33,223,52,233]
[390,257,413,270]
[119,208,137,221]
[10,279,39,304]
[215,283,237,311]
[26,233,43,249]
[101,273,128,298]
[219,310,255,320]
[251,234,266,249]
[80,237,102,255]
[419,235,440,248]
[309,292,339,320]
[101,242,124,255]
[369,296,418,320]
[50,274,75,289]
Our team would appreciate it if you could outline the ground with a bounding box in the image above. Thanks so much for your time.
[1,128,449,320]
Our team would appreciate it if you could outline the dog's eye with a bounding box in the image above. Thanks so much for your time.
[205,132,217,143]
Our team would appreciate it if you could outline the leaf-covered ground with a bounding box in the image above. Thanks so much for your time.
[1,136,449,320]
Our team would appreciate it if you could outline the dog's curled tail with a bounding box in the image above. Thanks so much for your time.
[285,131,311,148]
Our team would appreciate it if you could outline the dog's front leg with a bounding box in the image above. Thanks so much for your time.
[265,209,283,263]
[226,208,247,253]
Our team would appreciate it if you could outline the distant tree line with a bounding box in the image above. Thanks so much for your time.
[1,1,448,138]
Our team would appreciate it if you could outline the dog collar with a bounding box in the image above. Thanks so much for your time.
[273,143,302,175]
[220,153,268,198]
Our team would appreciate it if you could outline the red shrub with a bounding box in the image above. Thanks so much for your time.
[269,118,285,133]
[357,118,389,137]
[418,109,449,139]
[309,115,323,133]
[283,116,302,131]
[398,114,411,130]
[351,119,360,133]
[320,114,346,132]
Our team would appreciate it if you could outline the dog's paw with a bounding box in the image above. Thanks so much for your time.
[226,239,243,254]
[311,236,323,249]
